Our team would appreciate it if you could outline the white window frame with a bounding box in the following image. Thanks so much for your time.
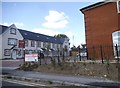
[25,40,28,47]
[117,0,120,13]
[4,49,11,56]
[31,40,35,47]
[10,28,16,35]
[8,38,17,45]
[37,41,41,47]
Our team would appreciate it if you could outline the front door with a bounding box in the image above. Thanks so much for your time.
[12,50,16,59]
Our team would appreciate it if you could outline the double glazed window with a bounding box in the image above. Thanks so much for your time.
[37,41,41,47]
[52,43,55,49]
[10,28,16,34]
[43,42,46,48]
[4,49,10,56]
[31,40,35,47]
[8,38,17,45]
[25,40,28,47]
[117,0,120,13]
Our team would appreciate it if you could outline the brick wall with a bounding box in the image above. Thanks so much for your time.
[83,2,120,60]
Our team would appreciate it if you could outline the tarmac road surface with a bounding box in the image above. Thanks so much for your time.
[2,68,120,88]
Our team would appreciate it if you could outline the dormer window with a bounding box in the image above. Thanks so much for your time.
[10,28,16,35]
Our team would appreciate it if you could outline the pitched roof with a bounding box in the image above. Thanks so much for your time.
[0,25,8,35]
[18,29,64,44]
[80,1,110,13]
[0,25,65,44]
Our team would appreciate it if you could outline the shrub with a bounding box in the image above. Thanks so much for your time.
[7,76,12,79]
[51,58,56,67]
[48,81,53,84]
[20,62,38,71]
[83,62,86,66]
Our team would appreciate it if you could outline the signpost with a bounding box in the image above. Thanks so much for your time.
[25,54,38,62]
[19,40,25,48]
[19,40,25,63]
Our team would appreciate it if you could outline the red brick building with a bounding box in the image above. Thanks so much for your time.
[80,1,120,60]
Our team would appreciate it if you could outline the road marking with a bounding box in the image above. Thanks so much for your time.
[0,67,19,69]
[2,79,46,87]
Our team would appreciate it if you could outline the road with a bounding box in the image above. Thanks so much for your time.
[1,80,38,88]
[1,68,120,88]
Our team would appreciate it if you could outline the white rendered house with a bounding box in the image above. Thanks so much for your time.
[0,24,70,59]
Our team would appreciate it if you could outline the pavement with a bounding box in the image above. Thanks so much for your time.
[1,59,24,68]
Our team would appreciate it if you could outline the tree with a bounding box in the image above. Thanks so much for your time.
[54,34,68,38]
[71,45,78,51]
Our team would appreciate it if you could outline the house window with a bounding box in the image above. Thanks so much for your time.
[52,43,55,49]
[37,41,41,47]
[45,42,48,48]
[25,40,28,47]
[57,44,60,48]
[118,1,120,13]
[4,49,10,56]
[43,42,46,48]
[31,40,35,47]
[10,28,16,34]
[117,0,120,13]
[55,44,57,50]
[8,38,17,45]
[47,43,51,49]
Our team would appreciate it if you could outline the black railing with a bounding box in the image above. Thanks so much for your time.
[86,45,120,63]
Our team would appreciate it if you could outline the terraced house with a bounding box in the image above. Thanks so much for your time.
[0,24,70,59]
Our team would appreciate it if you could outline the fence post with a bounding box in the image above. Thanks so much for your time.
[115,44,119,64]
[39,51,41,65]
[100,45,104,64]
[62,48,65,62]
[23,49,26,64]
[93,46,96,61]
[86,48,89,60]
[78,46,81,61]
[58,48,60,65]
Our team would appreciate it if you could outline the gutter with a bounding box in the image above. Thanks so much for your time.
[80,1,111,13]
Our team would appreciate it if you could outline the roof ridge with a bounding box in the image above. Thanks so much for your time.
[18,29,57,39]
[80,1,110,13]
[0,25,65,44]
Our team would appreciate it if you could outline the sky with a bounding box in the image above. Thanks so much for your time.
[1,0,103,47]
